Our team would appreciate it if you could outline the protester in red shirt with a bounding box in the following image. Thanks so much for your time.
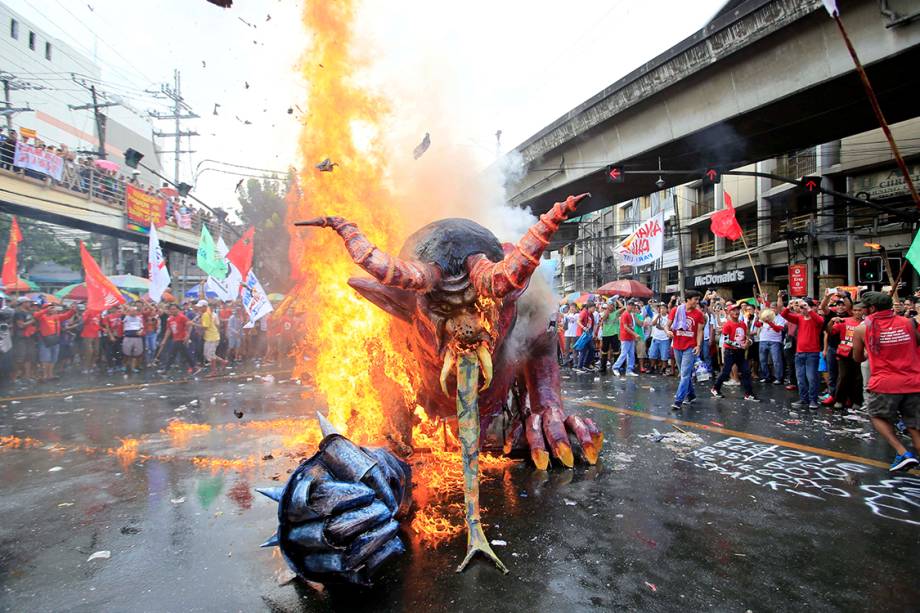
[711,303,757,401]
[611,301,638,376]
[667,289,706,410]
[781,298,824,409]
[158,304,195,374]
[33,304,75,381]
[142,304,161,366]
[830,302,864,410]
[101,306,124,371]
[80,309,102,372]
[852,291,920,472]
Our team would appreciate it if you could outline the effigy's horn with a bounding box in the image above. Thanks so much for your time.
[467,193,590,298]
[296,216,440,291]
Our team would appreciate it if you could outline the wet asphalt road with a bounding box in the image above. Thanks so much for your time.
[0,365,918,612]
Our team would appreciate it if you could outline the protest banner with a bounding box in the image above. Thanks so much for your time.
[13,141,63,181]
[125,185,166,228]
[612,213,664,267]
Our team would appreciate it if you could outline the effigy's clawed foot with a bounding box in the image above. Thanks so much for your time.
[456,519,509,574]
[525,410,604,470]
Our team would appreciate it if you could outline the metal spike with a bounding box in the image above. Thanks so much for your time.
[317,412,340,437]
[260,532,279,548]
[256,486,284,502]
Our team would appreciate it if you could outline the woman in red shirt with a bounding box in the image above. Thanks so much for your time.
[34,304,75,381]
[830,303,864,409]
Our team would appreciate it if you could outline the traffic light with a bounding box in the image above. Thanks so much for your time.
[124,148,144,169]
[857,256,883,283]
[801,176,821,194]
[702,167,721,184]
[605,164,624,184]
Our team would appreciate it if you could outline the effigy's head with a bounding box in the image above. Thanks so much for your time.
[295,193,589,369]
[398,218,504,354]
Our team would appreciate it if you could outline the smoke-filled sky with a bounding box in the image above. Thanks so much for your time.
[5,0,726,212]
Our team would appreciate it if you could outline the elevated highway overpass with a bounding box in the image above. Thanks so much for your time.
[508,0,920,216]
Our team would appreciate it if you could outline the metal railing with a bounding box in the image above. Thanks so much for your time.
[771,149,817,187]
[694,239,715,258]
[1,160,219,237]
[691,200,714,219]
[724,227,757,252]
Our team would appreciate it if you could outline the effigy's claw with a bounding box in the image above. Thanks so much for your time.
[456,519,509,574]
[525,413,550,470]
[565,415,598,465]
[542,408,574,468]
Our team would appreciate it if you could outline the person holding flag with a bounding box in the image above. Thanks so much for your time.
[2,216,22,290]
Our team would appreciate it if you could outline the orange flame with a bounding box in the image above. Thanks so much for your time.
[162,420,212,446]
[108,438,140,466]
[286,0,415,446]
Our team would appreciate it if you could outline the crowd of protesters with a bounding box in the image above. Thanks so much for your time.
[0,296,297,386]
[556,286,920,473]
[0,127,210,231]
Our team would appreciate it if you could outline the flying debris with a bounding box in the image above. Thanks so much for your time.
[413,132,431,160]
[244,81,250,89]
[234,115,252,125]
[234,409,244,419]
[87,4,94,11]
[202,60,207,68]
[287,107,293,115]
[238,16,255,28]
[315,158,337,172]
[234,179,244,192]
[266,14,272,21]
[213,103,220,116]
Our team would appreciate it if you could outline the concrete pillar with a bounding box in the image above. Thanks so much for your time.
[714,182,724,258]
[755,161,770,248]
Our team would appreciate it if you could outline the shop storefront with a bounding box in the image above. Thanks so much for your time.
[688,265,765,300]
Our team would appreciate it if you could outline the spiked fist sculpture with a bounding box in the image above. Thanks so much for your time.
[258,415,411,587]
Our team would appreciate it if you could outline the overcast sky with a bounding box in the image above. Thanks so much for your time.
[5,0,726,210]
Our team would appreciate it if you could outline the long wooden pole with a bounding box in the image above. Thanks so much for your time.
[738,230,764,300]
[833,14,920,210]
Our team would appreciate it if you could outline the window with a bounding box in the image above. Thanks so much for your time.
[10,19,17,39]
[28,31,35,50]
[45,42,51,60]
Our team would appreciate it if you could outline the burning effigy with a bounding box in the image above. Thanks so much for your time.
[260,0,604,586]
[288,194,603,575]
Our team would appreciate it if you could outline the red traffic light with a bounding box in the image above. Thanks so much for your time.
[605,165,624,184]
[802,176,821,193]
[703,167,721,184]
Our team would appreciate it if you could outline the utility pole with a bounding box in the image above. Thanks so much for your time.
[0,72,39,130]
[70,78,120,159]
[149,69,199,183]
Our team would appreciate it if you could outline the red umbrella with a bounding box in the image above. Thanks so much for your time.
[595,279,654,298]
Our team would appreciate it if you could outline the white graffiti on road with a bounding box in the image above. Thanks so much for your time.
[860,476,920,527]
[688,436,868,500]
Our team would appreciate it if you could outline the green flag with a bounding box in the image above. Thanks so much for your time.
[907,227,920,275]
[197,226,227,279]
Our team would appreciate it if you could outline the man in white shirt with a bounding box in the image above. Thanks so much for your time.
[562,303,579,367]
[757,302,786,384]
[649,303,671,374]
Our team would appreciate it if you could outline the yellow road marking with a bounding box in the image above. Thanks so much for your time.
[0,368,292,403]
[578,399,918,473]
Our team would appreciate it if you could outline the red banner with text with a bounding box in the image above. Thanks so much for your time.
[125,185,166,228]
[789,264,807,296]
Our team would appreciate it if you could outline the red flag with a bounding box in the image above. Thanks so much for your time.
[2,216,23,287]
[226,226,255,278]
[80,241,126,311]
[710,191,743,241]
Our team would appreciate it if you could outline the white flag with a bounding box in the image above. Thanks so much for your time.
[206,236,242,301]
[241,269,273,324]
[147,224,170,302]
[822,0,838,17]
[612,213,664,267]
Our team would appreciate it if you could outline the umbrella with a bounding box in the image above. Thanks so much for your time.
[93,159,120,172]
[185,286,219,299]
[54,283,136,303]
[107,274,150,291]
[595,280,654,298]
[562,291,593,305]
[24,292,61,305]
[141,290,175,303]
[3,278,39,292]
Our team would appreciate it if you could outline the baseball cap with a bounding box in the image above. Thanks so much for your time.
[196,299,208,307]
